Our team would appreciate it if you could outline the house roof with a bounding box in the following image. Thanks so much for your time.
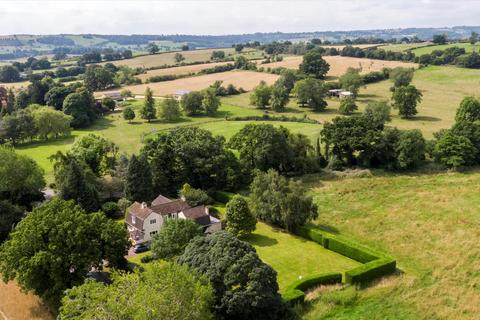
[151,200,190,215]
[182,206,211,226]
[151,194,171,206]
[174,89,190,96]
[127,202,153,220]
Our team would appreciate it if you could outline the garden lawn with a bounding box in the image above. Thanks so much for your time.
[245,222,360,291]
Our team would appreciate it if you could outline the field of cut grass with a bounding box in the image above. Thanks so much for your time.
[259,55,418,77]
[0,80,30,90]
[245,222,360,291]
[136,61,232,81]
[412,42,480,56]
[0,279,52,320]
[119,70,279,96]
[299,168,480,319]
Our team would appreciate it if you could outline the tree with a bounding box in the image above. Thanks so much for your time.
[270,83,290,112]
[249,81,271,109]
[3,89,15,115]
[395,129,426,170]
[0,109,36,144]
[211,50,225,60]
[51,152,100,212]
[147,43,159,54]
[299,51,330,79]
[120,89,133,99]
[84,65,115,91]
[122,106,135,123]
[434,131,477,168]
[14,89,30,110]
[339,67,363,97]
[181,91,203,116]
[275,69,297,93]
[390,67,414,88]
[249,169,318,231]
[62,89,97,128]
[140,87,157,122]
[174,52,185,63]
[122,49,133,59]
[69,134,118,176]
[45,85,75,110]
[338,96,358,115]
[0,146,45,205]
[293,77,327,111]
[0,198,129,309]
[201,88,220,115]
[225,195,256,237]
[455,96,480,123]
[363,101,391,128]
[125,154,153,202]
[234,55,249,69]
[392,84,422,118]
[433,34,447,45]
[151,219,203,259]
[159,95,181,121]
[31,106,71,140]
[181,45,190,51]
[178,231,290,320]
[0,66,21,82]
[142,127,240,193]
[228,123,292,173]
[470,31,479,45]
[101,96,116,111]
[59,262,213,320]
[179,183,211,207]
[0,200,23,242]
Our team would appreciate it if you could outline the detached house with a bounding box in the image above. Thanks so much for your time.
[125,194,221,244]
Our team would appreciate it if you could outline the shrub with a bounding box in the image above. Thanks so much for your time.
[179,183,211,207]
[140,254,155,264]
[101,201,120,218]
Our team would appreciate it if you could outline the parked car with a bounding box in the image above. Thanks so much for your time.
[133,243,150,253]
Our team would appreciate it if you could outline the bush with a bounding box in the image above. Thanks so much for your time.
[101,201,120,218]
[179,183,211,207]
[140,254,155,264]
[117,198,131,217]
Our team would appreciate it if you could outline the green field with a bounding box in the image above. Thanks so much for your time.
[296,169,480,319]
[379,42,432,52]
[246,222,360,291]
[412,42,480,55]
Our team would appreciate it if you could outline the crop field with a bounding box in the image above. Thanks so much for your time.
[0,80,30,90]
[0,280,52,320]
[136,61,232,81]
[299,169,480,319]
[412,42,480,56]
[120,70,279,96]
[259,55,418,77]
[246,222,360,291]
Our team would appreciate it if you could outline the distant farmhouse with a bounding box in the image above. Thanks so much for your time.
[125,194,221,245]
[328,89,353,98]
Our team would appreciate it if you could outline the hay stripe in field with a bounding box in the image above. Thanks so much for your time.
[117,70,279,96]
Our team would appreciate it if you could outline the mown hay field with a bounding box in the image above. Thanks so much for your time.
[136,61,232,81]
[100,48,240,69]
[120,70,279,96]
[0,280,52,320]
[259,55,418,77]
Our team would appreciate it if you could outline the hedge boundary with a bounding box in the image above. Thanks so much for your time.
[283,224,396,304]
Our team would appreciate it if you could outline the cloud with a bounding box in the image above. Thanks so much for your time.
[0,0,478,35]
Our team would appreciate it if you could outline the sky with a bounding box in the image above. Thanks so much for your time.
[0,0,479,35]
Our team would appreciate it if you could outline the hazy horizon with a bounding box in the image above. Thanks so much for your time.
[0,0,479,35]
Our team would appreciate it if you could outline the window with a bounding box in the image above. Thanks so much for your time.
[150,219,156,224]
[149,231,157,236]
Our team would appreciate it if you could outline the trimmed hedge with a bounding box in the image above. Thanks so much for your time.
[226,114,320,124]
[294,225,396,285]
[283,272,343,305]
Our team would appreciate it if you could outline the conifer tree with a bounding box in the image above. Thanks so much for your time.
[125,154,153,202]
[140,87,156,122]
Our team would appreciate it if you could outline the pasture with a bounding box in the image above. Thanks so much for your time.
[378,42,432,52]
[259,55,418,77]
[300,168,480,319]
[120,70,279,96]
[245,222,360,291]
[136,61,232,81]
[412,42,480,56]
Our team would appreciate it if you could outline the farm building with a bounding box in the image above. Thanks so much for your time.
[99,91,123,101]
[125,194,221,245]
[328,89,353,98]
[174,89,190,101]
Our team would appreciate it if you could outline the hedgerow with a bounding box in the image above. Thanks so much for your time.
[283,272,342,305]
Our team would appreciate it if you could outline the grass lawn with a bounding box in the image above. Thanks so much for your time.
[245,222,360,292]
[298,169,480,319]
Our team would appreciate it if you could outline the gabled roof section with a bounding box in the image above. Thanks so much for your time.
[151,194,171,206]
[151,199,190,215]
[182,205,211,226]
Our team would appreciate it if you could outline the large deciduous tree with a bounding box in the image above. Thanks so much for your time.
[293,77,327,111]
[69,134,118,176]
[151,219,203,259]
[159,95,181,121]
[181,91,204,116]
[249,169,318,231]
[62,88,97,128]
[249,81,272,109]
[178,231,291,320]
[391,84,422,119]
[339,67,363,97]
[0,198,129,309]
[299,51,330,79]
[59,262,213,320]
[455,96,480,123]
[225,195,256,237]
